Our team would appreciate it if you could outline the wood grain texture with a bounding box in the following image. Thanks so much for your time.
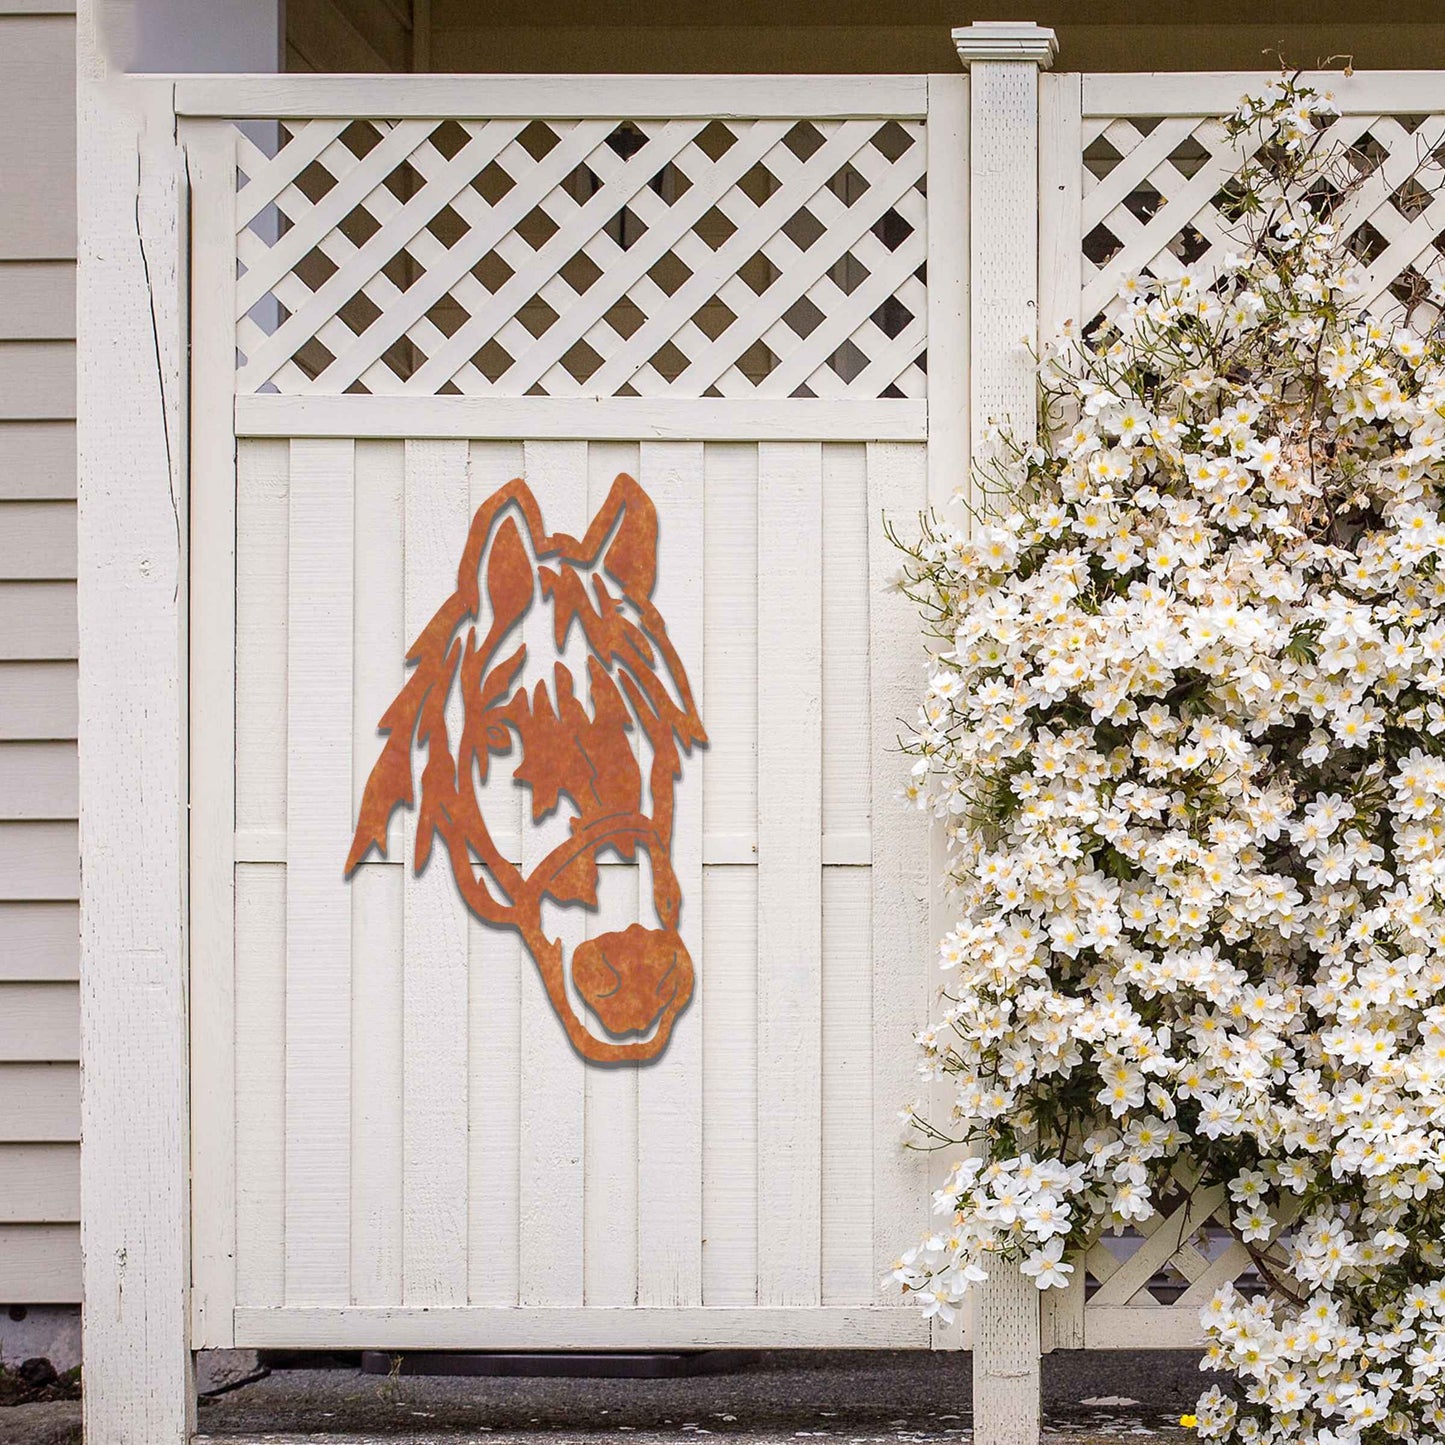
[187,118,241,1345]
[235,865,286,1310]
[284,437,354,1305]
[232,441,292,1312]
[517,439,586,1308]
[236,395,926,442]
[235,440,290,840]
[962,42,1046,1431]
[864,442,933,1316]
[176,72,929,119]
[817,446,874,1306]
[581,440,640,1310]
[351,440,405,1307]
[755,441,824,1307]
[231,1303,931,1350]
[636,440,704,1308]
[75,65,192,1437]
[465,440,525,1308]
[400,438,470,1307]
[1039,72,1084,344]
[821,868,873,1305]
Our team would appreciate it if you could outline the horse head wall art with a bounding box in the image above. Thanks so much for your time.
[346,473,706,1064]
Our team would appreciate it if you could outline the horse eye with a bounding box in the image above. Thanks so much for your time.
[486,725,510,750]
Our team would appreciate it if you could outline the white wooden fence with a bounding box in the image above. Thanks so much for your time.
[75,24,1445,1444]
[182,73,962,1355]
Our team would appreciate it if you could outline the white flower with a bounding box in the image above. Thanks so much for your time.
[1020,1237,1074,1289]
[893,75,1445,1445]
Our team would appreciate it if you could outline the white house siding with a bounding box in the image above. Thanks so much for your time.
[0,1,81,1304]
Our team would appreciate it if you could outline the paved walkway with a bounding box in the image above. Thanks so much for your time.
[5,1349,1208,1444]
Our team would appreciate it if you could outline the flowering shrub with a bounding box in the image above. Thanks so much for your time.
[892,78,1445,1445]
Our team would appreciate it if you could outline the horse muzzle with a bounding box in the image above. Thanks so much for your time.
[571,923,692,1039]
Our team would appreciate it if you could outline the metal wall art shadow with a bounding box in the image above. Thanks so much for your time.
[347,474,707,1064]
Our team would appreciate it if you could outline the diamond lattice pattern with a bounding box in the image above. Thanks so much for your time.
[233,116,927,399]
[1080,110,1445,331]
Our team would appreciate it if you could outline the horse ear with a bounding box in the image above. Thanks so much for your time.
[601,475,658,599]
[485,514,533,634]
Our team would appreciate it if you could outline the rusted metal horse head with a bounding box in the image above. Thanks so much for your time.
[346,474,706,1063]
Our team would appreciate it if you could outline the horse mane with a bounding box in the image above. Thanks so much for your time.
[345,474,705,926]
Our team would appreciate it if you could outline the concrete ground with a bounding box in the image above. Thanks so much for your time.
[1,1349,1210,1444]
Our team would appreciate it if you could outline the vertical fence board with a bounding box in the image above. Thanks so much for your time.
[284,437,354,1304]
[636,439,704,1307]
[350,440,405,1305]
[700,443,758,1306]
[518,438,587,1307]
[821,867,874,1305]
[466,439,526,1306]
[188,119,241,1345]
[582,440,641,1308]
[1039,72,1084,348]
[401,438,471,1306]
[582,860,640,1306]
[234,439,290,1309]
[924,69,974,1353]
[865,441,933,1311]
[820,443,873,1306]
[756,440,823,1307]
[234,865,286,1307]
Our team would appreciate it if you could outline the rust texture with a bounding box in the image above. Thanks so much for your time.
[347,474,706,1064]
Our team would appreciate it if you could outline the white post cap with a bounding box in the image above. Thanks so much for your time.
[952,20,1058,69]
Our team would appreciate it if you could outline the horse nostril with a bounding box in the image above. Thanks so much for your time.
[571,925,692,1039]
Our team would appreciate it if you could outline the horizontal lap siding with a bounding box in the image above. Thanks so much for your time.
[229,435,925,1341]
[0,6,79,1302]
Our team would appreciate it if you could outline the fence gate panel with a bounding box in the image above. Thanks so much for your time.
[185,74,964,1351]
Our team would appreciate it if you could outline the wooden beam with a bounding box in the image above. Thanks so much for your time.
[76,9,194,1436]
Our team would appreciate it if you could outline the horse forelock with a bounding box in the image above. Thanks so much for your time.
[348,476,705,895]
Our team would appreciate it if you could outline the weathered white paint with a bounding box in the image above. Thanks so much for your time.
[76,45,194,1445]
[236,396,927,442]
[230,1304,934,1349]
[954,18,1055,1444]
[143,63,952,1388]
[188,117,241,1347]
[207,434,934,1345]
[174,73,930,119]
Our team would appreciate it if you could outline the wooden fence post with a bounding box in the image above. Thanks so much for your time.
[77,4,195,1436]
[951,19,1058,1445]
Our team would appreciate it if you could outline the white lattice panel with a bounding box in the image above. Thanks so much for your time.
[1079,108,1445,329]
[1045,1165,1293,1350]
[230,116,928,399]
